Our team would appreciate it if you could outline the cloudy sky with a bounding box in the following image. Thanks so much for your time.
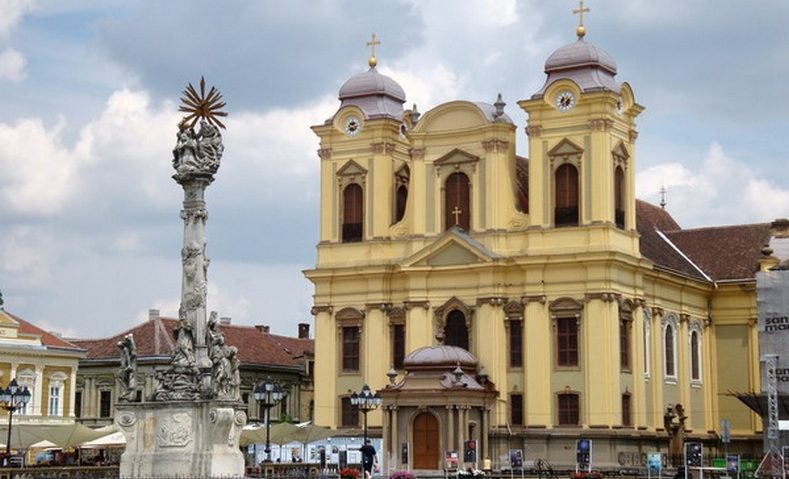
[1,0,787,339]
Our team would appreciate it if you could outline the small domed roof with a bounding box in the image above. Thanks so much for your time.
[533,38,620,98]
[545,39,617,75]
[403,345,478,369]
[337,67,406,120]
[339,67,406,101]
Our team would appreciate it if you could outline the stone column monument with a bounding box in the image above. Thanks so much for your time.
[115,78,246,478]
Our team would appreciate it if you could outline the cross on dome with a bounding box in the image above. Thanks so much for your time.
[573,0,590,38]
[367,33,381,68]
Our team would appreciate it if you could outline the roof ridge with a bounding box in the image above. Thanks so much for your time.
[668,222,771,234]
[656,231,713,283]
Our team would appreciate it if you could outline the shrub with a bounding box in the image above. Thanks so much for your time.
[340,467,361,479]
[390,471,416,479]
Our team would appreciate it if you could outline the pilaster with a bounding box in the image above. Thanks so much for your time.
[523,296,550,426]
[583,294,619,426]
[312,306,336,427]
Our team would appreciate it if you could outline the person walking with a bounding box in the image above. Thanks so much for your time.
[360,440,377,479]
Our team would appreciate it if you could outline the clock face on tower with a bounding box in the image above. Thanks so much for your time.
[555,91,576,112]
[344,116,362,137]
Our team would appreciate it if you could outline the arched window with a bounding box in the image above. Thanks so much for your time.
[342,183,363,243]
[445,310,469,350]
[614,166,625,229]
[395,185,408,223]
[664,323,676,378]
[690,330,701,382]
[445,172,470,231]
[643,310,652,379]
[555,164,579,226]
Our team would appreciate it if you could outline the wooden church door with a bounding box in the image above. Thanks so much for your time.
[413,412,440,469]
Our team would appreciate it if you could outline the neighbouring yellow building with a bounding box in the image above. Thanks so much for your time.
[0,296,84,424]
[305,26,784,470]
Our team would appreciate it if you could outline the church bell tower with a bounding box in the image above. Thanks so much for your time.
[518,7,643,250]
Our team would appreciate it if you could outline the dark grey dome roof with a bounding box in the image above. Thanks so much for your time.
[534,39,620,98]
[336,67,405,120]
[403,345,478,368]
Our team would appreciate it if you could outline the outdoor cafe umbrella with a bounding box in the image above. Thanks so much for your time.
[0,423,109,449]
[240,422,299,447]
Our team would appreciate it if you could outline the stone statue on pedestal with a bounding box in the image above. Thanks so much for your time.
[117,334,137,402]
[116,78,245,479]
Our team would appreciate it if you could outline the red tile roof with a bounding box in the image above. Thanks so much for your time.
[665,223,771,281]
[3,310,84,351]
[636,200,772,281]
[72,317,312,368]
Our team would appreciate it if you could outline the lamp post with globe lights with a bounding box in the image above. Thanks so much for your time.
[0,379,31,456]
[254,377,287,463]
[350,384,382,443]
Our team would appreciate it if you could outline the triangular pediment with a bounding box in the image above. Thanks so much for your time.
[402,227,499,268]
[0,310,19,327]
[336,159,367,177]
[433,148,480,166]
[612,141,630,160]
[548,138,583,157]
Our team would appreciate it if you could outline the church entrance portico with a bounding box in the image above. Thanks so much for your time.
[413,412,440,469]
[380,345,497,471]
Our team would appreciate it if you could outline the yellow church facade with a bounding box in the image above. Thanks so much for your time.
[305,30,773,469]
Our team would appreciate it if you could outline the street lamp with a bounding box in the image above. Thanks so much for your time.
[253,377,286,463]
[350,384,381,442]
[0,379,31,456]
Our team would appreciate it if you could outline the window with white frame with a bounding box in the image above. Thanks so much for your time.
[48,372,67,417]
[662,314,678,382]
[643,309,651,379]
[689,320,703,385]
[17,369,36,415]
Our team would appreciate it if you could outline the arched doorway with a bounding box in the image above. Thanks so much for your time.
[412,412,439,469]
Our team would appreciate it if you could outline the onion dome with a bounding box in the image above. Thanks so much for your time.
[403,345,478,370]
[533,38,620,98]
[337,66,406,120]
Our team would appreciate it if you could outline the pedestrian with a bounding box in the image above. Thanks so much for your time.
[360,440,377,479]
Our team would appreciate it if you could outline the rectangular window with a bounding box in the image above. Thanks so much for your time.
[392,324,405,370]
[620,320,631,371]
[340,397,358,427]
[342,326,360,372]
[135,390,143,403]
[557,317,578,367]
[48,386,60,416]
[510,393,524,426]
[558,393,580,425]
[99,390,112,418]
[509,320,523,368]
[74,391,82,418]
[622,394,632,426]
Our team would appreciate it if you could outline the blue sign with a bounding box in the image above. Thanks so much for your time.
[647,453,662,472]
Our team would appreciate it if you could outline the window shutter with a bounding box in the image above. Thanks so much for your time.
[555,164,579,226]
[342,184,363,242]
[445,172,471,231]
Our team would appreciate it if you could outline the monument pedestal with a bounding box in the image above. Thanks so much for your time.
[116,400,247,478]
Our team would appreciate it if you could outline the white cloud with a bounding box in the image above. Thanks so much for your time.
[227,97,336,178]
[0,117,79,215]
[0,47,26,82]
[0,0,33,36]
[637,142,789,227]
[0,226,54,287]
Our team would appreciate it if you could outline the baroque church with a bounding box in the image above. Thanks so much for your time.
[305,21,785,470]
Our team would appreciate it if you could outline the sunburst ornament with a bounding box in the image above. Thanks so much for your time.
[178,77,228,129]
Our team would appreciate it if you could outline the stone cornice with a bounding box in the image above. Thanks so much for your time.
[476,296,507,307]
[521,295,547,305]
[481,139,509,153]
[310,305,333,315]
